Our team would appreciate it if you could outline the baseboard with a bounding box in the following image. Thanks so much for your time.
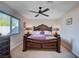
[10,41,22,51]
[61,40,79,58]
[61,40,72,51]
[72,50,79,58]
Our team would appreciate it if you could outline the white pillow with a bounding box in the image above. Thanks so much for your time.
[32,31,41,35]
[44,31,52,35]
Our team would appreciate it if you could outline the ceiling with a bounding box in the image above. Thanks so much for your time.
[2,1,79,20]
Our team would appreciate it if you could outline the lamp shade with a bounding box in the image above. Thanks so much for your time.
[26,27,32,30]
[53,28,59,31]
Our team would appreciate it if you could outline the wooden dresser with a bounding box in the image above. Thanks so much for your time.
[0,36,11,58]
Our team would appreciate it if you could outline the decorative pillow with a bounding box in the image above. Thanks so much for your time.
[28,34,45,40]
[32,31,41,35]
[40,31,45,35]
[44,31,52,35]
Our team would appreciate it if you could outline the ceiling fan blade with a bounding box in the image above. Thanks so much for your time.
[41,13,49,17]
[35,14,39,17]
[42,8,49,13]
[29,10,38,13]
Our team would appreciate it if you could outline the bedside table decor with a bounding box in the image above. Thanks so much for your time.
[26,27,32,34]
[53,27,60,37]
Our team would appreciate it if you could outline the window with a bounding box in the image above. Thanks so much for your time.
[11,17,19,34]
[0,11,20,36]
[0,12,10,36]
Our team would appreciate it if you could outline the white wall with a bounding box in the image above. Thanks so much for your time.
[58,5,79,57]
[0,2,24,50]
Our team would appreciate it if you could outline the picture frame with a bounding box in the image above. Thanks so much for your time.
[66,18,72,25]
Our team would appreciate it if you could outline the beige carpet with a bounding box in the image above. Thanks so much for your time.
[11,44,76,58]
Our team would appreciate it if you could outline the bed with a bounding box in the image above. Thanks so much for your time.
[23,24,61,53]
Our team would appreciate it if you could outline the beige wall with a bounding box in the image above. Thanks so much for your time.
[0,2,24,50]
[58,5,79,57]
[23,16,59,34]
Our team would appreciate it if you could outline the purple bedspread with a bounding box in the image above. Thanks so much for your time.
[28,34,56,40]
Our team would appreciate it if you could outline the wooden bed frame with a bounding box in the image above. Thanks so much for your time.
[23,24,61,53]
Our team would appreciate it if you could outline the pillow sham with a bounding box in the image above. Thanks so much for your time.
[44,31,52,35]
[32,31,52,35]
[32,31,41,35]
[40,31,45,35]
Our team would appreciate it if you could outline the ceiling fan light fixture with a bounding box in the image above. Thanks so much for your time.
[39,7,42,9]
[29,7,49,17]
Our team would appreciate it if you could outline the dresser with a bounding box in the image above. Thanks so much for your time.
[0,35,11,58]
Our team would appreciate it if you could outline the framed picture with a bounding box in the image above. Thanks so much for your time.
[66,18,72,25]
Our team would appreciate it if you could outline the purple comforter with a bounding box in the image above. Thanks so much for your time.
[28,34,56,40]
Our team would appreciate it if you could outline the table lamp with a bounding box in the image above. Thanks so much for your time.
[53,27,59,37]
[26,27,32,34]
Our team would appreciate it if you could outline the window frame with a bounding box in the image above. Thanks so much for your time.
[0,10,20,36]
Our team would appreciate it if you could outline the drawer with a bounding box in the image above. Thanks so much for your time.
[0,42,10,50]
[0,40,9,46]
[0,36,9,43]
[42,43,57,48]
[27,42,41,48]
[0,51,10,58]
[0,36,10,58]
[0,45,10,53]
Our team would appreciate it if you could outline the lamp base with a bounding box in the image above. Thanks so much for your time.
[27,32,30,34]
[54,32,59,37]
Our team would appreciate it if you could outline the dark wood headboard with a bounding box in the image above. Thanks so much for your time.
[33,24,52,32]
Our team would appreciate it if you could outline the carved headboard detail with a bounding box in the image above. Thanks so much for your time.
[33,24,52,32]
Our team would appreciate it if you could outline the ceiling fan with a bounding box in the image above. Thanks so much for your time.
[29,7,49,17]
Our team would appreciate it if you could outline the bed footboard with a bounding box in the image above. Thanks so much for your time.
[23,35,61,53]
